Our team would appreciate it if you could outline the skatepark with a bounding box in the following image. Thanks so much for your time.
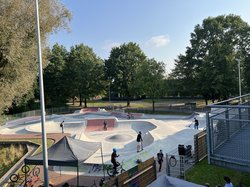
[0,108,206,177]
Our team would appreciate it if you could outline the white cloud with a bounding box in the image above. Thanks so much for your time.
[102,40,121,51]
[145,35,170,48]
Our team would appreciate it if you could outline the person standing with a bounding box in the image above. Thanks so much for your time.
[111,148,119,174]
[157,150,164,172]
[103,120,107,131]
[194,117,199,130]
[136,131,143,152]
[60,121,64,133]
[224,176,233,187]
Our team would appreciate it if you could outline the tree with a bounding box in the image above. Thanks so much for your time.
[170,52,198,97]
[171,14,250,104]
[65,44,104,107]
[105,42,147,106]
[0,0,71,113]
[135,59,166,112]
[44,44,68,107]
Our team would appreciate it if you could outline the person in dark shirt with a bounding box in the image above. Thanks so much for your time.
[136,131,143,152]
[157,150,164,172]
[111,148,119,174]
[60,121,64,133]
[194,118,199,130]
[103,120,107,131]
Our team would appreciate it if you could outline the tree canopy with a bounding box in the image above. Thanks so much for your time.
[135,58,166,112]
[171,14,250,104]
[44,44,69,107]
[64,44,105,107]
[105,42,147,106]
[0,0,71,113]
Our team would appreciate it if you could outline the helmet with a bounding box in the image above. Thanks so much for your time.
[113,148,116,152]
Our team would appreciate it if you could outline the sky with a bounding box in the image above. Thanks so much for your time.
[49,0,250,74]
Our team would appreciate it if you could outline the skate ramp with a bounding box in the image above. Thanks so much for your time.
[116,121,156,134]
[105,134,134,142]
[122,131,154,152]
[25,121,85,133]
[85,118,116,131]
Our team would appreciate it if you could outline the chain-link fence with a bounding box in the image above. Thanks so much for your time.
[207,94,250,172]
[166,150,196,180]
[12,106,80,119]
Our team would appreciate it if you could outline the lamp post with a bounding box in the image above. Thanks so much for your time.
[35,0,49,186]
[237,58,242,103]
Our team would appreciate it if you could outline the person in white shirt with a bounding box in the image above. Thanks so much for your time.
[224,176,233,187]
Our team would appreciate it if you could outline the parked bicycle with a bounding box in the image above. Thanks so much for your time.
[106,160,126,177]
[9,165,41,186]
[9,165,30,183]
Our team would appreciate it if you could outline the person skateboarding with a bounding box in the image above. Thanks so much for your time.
[60,121,64,133]
[194,117,199,129]
[136,131,143,152]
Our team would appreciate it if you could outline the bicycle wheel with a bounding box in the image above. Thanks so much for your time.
[21,165,30,173]
[10,174,19,182]
[169,156,177,167]
[33,166,40,176]
[106,166,114,177]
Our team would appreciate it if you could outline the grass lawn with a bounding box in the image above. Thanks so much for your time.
[71,98,208,110]
[186,158,250,187]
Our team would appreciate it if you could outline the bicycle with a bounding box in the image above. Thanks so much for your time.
[9,165,41,186]
[106,160,126,177]
[9,165,30,183]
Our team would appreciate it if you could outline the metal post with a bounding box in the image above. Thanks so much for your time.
[34,0,49,186]
[238,59,242,103]
[225,109,230,140]
[77,164,79,187]
[166,154,170,176]
[206,110,211,164]
[101,143,105,179]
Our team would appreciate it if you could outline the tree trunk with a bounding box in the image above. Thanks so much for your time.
[79,94,82,107]
[205,99,208,105]
[84,98,87,108]
[127,99,130,107]
[152,100,155,113]
[72,97,75,105]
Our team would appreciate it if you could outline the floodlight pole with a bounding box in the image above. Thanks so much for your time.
[35,0,49,186]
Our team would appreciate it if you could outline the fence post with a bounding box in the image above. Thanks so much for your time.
[238,107,242,128]
[166,154,170,176]
[225,108,230,140]
[179,156,184,179]
[206,110,211,164]
[194,134,198,163]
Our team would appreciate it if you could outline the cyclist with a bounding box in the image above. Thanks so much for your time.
[111,148,120,174]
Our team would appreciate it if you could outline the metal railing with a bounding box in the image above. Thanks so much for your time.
[206,94,250,172]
